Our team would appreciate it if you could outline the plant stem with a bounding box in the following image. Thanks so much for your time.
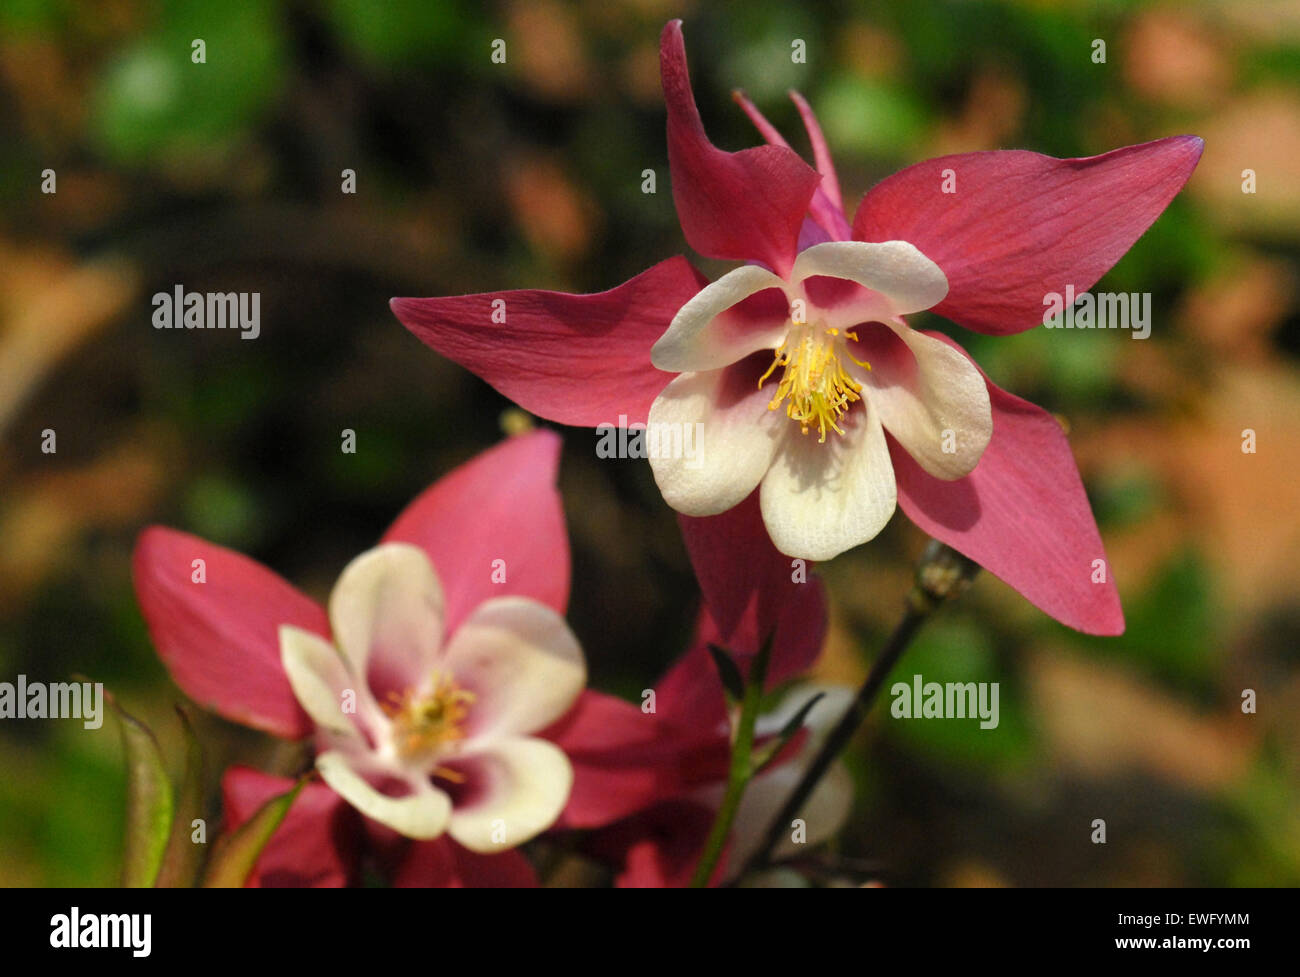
[689,639,771,887]
[736,540,980,880]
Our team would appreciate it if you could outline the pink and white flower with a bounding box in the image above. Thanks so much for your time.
[278,540,583,850]
[133,432,585,883]
[390,20,1205,636]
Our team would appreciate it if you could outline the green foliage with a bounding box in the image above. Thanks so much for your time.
[92,0,286,163]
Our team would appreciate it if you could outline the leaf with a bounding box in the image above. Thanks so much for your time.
[752,692,826,776]
[200,777,306,888]
[706,643,745,704]
[108,692,175,888]
[153,707,206,888]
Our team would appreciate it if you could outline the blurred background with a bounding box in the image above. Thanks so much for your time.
[1,0,1298,886]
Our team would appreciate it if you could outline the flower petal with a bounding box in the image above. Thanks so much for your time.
[891,334,1124,635]
[732,89,850,239]
[647,364,786,518]
[446,736,574,852]
[544,690,730,828]
[279,625,375,740]
[390,257,703,426]
[721,684,856,875]
[729,761,855,874]
[382,430,569,634]
[221,768,359,888]
[440,596,586,741]
[759,402,897,561]
[662,492,831,729]
[857,321,992,479]
[650,264,789,373]
[852,136,1204,335]
[328,543,444,703]
[595,800,716,889]
[789,90,844,215]
[661,20,820,277]
[391,838,538,888]
[790,241,949,325]
[316,750,452,840]
[132,527,322,739]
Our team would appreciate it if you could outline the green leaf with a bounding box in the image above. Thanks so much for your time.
[201,777,305,888]
[108,692,174,888]
[753,692,826,776]
[706,643,746,704]
[153,707,205,888]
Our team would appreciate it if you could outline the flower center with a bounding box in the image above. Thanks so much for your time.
[758,324,871,443]
[383,670,476,768]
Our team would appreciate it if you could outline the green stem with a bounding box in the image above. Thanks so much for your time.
[689,642,771,888]
[735,540,980,880]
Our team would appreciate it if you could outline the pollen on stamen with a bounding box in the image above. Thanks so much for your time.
[758,325,871,443]
[382,670,477,761]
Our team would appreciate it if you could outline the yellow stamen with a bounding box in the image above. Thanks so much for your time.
[433,765,467,784]
[758,325,871,443]
[382,671,476,761]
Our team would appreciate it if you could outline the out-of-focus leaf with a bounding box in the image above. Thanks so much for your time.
[200,778,305,888]
[91,0,285,162]
[153,707,205,889]
[817,75,927,157]
[108,693,174,888]
[323,0,479,67]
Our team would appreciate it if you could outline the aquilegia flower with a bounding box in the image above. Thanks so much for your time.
[390,20,1204,636]
[276,539,583,848]
[133,432,584,884]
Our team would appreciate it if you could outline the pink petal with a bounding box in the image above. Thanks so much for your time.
[220,768,359,888]
[661,21,820,277]
[132,527,324,739]
[852,136,1203,335]
[661,492,830,727]
[391,838,538,888]
[544,690,729,829]
[588,800,718,888]
[731,89,849,239]
[381,431,569,635]
[789,90,845,215]
[390,257,703,427]
[891,334,1124,635]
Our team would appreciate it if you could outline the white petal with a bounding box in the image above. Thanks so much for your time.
[279,625,369,739]
[759,403,897,561]
[701,684,858,880]
[651,264,790,373]
[754,682,856,741]
[647,366,785,518]
[328,543,444,698]
[862,322,992,479]
[446,737,573,853]
[728,762,856,873]
[316,750,452,840]
[440,596,586,740]
[791,241,948,328]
